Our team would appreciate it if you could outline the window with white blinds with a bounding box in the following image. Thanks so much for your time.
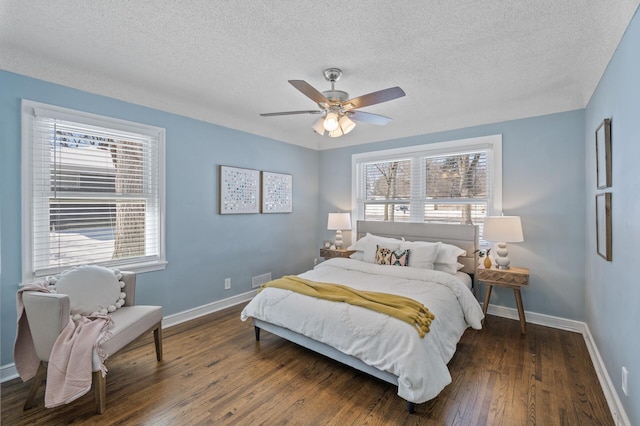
[21,100,166,279]
[353,135,502,240]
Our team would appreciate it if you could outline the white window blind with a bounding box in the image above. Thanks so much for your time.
[353,135,502,241]
[22,100,166,278]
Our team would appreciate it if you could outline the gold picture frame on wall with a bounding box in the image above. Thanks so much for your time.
[595,118,612,189]
[595,192,612,261]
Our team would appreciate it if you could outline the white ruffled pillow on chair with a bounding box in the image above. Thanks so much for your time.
[47,265,126,319]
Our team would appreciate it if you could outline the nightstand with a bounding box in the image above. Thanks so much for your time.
[320,248,356,259]
[477,266,530,334]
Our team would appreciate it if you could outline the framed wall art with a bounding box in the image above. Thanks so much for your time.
[595,192,612,261]
[219,165,260,214]
[595,118,612,189]
[261,171,292,213]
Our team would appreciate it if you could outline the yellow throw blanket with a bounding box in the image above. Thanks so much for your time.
[261,275,435,337]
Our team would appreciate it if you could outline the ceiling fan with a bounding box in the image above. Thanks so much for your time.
[260,68,406,138]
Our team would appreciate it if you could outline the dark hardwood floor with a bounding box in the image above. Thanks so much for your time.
[1,304,614,425]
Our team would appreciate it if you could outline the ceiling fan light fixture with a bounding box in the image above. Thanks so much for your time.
[261,68,406,139]
[323,112,340,131]
[339,115,356,134]
[312,117,325,135]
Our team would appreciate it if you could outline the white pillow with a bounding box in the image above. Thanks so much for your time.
[436,243,466,264]
[400,241,441,269]
[434,261,465,275]
[399,241,466,274]
[47,265,126,318]
[350,251,364,261]
[349,233,403,263]
[348,232,402,251]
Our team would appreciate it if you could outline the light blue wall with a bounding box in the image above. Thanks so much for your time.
[0,70,320,366]
[585,6,640,425]
[319,110,586,320]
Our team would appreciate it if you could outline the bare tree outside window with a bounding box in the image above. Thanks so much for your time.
[111,140,145,259]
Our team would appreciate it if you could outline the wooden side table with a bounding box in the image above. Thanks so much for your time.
[477,266,530,334]
[320,248,355,259]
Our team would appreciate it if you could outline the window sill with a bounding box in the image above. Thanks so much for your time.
[27,259,168,282]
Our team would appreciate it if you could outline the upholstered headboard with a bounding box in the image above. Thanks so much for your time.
[355,221,479,275]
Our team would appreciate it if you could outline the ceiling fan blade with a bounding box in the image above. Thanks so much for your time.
[260,110,322,117]
[349,111,393,125]
[343,86,406,110]
[288,80,331,106]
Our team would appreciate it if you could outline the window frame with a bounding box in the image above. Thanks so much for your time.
[351,134,502,242]
[21,99,167,280]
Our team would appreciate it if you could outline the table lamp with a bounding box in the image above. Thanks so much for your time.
[327,213,351,249]
[483,215,524,269]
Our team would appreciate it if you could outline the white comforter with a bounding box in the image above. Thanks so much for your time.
[241,258,484,403]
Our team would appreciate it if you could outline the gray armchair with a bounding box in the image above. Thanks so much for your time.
[21,271,163,414]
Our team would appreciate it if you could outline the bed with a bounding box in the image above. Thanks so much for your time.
[241,221,484,412]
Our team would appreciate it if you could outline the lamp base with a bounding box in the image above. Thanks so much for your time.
[334,230,343,248]
[494,242,511,269]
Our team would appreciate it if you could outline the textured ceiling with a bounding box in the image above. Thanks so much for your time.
[1,1,638,150]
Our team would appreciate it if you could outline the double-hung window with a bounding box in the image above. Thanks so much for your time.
[352,135,502,241]
[21,100,166,279]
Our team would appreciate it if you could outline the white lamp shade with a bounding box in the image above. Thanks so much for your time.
[339,115,356,134]
[327,212,352,230]
[483,216,524,242]
[312,117,325,135]
[323,112,340,131]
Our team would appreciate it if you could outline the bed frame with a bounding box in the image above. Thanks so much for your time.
[253,221,479,413]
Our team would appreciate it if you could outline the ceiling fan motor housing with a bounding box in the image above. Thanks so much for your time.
[322,68,349,104]
[322,90,349,103]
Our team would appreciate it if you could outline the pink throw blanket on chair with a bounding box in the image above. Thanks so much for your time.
[45,315,111,408]
[15,283,112,408]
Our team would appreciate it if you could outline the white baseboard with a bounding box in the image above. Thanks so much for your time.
[582,325,631,426]
[486,304,584,333]
[486,304,630,426]
[161,289,257,328]
[1,289,258,384]
[0,363,19,383]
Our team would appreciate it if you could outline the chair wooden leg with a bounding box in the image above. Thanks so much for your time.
[154,323,163,361]
[23,361,47,410]
[93,370,106,414]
